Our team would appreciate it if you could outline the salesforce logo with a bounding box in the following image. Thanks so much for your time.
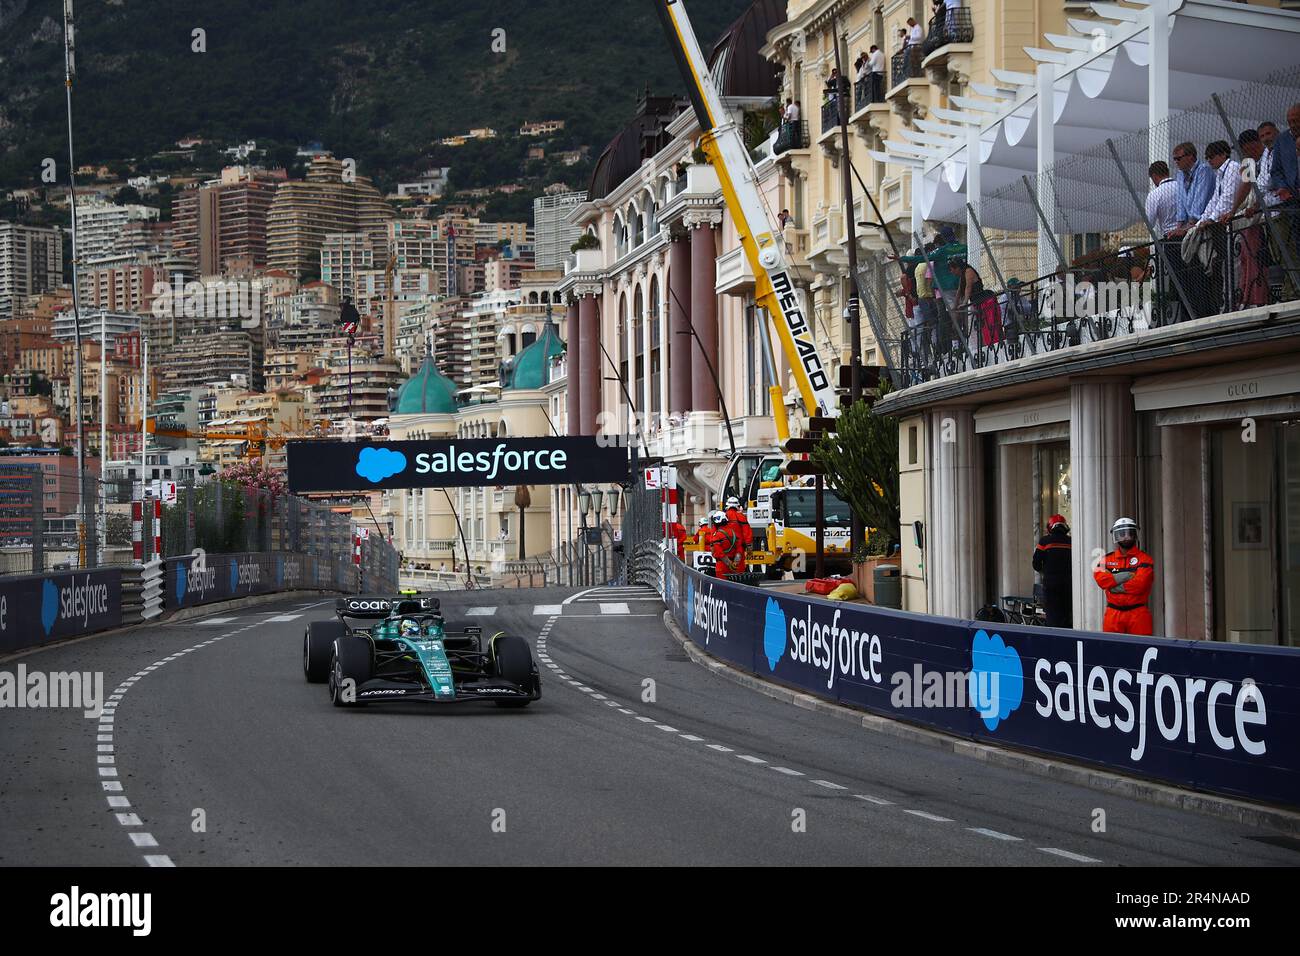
[356,447,407,483]
[968,629,1024,731]
[762,597,786,671]
[41,579,59,636]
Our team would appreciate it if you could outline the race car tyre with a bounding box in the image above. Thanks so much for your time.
[304,620,345,683]
[491,634,534,708]
[329,635,373,707]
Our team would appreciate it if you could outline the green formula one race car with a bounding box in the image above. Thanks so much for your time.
[302,595,540,708]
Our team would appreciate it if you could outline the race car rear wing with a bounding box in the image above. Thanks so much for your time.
[335,595,441,619]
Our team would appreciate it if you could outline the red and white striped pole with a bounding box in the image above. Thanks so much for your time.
[131,500,143,562]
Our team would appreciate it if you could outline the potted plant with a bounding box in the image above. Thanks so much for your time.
[811,390,901,604]
[570,233,599,253]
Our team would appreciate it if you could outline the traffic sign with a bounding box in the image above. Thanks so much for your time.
[782,437,819,454]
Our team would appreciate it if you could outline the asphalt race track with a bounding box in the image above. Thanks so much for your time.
[2,585,1298,866]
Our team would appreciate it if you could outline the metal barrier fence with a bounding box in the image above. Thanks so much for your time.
[859,63,1300,386]
[0,464,398,592]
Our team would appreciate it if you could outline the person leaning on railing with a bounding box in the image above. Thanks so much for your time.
[1266,103,1300,300]
[1231,128,1272,308]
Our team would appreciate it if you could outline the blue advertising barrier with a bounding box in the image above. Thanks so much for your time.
[664,557,1300,808]
[165,552,361,611]
[0,568,122,654]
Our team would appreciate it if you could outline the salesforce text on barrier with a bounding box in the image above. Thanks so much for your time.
[1033,644,1265,761]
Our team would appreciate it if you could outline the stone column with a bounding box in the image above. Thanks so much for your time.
[927,408,985,618]
[1160,424,1208,640]
[689,218,720,413]
[1069,379,1137,632]
[565,299,581,436]
[668,234,693,414]
[579,292,601,435]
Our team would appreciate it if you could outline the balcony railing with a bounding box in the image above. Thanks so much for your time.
[891,48,924,89]
[774,120,809,154]
[921,8,975,54]
[855,74,885,111]
[821,80,850,133]
[895,211,1300,387]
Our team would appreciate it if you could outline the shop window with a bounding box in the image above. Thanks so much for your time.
[1210,426,1275,644]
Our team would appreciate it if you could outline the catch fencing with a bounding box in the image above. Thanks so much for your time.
[859,63,1300,387]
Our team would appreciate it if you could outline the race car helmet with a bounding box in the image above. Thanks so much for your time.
[710,510,728,526]
[1047,513,1069,533]
[725,496,741,509]
[399,618,422,637]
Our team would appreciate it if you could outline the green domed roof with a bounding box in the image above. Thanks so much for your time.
[392,357,459,414]
[506,322,566,391]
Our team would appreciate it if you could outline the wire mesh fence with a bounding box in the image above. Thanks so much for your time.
[862,63,1300,386]
[0,459,398,591]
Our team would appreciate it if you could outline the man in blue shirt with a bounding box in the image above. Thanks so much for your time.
[1169,141,1215,235]
[1267,104,1300,300]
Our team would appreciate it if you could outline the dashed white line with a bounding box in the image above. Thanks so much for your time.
[903,809,954,823]
[129,832,159,848]
[707,744,734,753]
[144,855,175,868]
[736,755,767,764]
[1038,847,1101,863]
[771,766,805,776]
[654,724,679,733]
[679,734,703,742]
[968,827,1023,842]
[853,794,894,806]
[812,779,848,791]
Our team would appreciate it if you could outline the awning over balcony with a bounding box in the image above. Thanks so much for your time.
[869,0,1300,232]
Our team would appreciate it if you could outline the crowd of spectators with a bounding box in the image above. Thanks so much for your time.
[893,101,1300,382]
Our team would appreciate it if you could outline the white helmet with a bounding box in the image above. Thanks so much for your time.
[710,509,728,526]
[726,496,741,509]
[1111,517,1139,539]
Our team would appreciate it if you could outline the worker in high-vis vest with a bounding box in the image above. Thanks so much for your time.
[724,496,753,550]
[1093,517,1155,636]
[708,510,744,578]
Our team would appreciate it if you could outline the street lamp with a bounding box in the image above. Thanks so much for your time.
[590,489,605,516]
[578,489,592,518]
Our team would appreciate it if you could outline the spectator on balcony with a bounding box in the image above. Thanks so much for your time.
[868,45,885,101]
[1145,161,1180,238]
[999,277,1035,334]
[908,17,924,47]
[778,208,792,231]
[1200,140,1242,227]
[1266,106,1300,299]
[944,0,964,36]
[913,246,939,362]
[897,27,909,53]
[1257,122,1284,209]
[1169,142,1215,236]
[1233,129,1271,306]
[1267,104,1300,202]
[855,52,869,84]
[951,258,1002,351]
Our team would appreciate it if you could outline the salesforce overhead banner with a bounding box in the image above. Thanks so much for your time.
[286,438,631,493]
[664,558,1300,807]
[0,568,122,653]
